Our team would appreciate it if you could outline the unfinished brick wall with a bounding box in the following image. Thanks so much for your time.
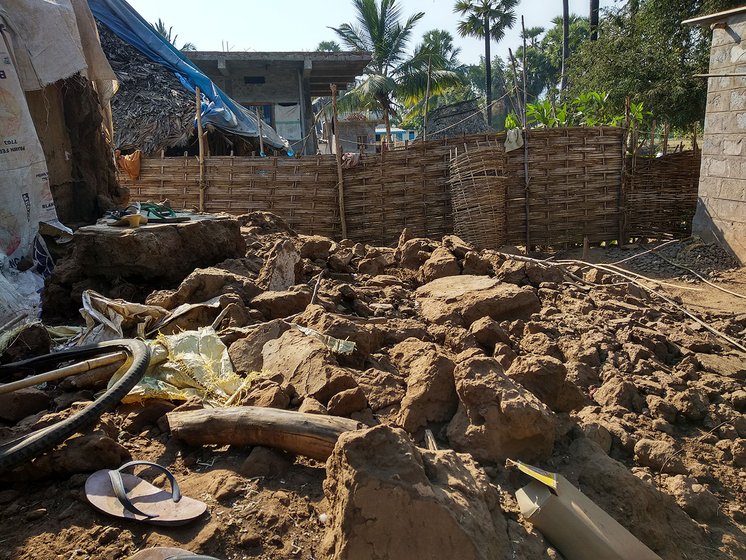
[693,12,746,263]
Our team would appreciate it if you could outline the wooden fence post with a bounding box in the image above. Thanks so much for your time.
[521,17,531,253]
[330,84,348,239]
[196,86,206,212]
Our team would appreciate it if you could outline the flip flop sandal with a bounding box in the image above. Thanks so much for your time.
[128,548,221,560]
[85,461,207,526]
[137,204,190,224]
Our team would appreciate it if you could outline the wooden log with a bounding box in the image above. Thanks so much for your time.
[165,407,363,461]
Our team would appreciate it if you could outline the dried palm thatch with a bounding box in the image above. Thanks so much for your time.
[97,22,195,155]
[426,99,495,140]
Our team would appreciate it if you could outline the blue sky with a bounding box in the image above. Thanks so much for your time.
[126,0,619,64]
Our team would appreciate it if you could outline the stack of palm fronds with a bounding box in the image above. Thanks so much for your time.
[426,99,494,140]
[97,22,195,155]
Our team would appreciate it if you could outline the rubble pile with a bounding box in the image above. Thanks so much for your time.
[1,212,745,559]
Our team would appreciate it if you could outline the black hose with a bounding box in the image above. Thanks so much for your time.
[0,339,150,473]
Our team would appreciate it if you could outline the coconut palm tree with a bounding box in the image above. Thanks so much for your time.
[317,40,342,52]
[399,29,469,133]
[418,29,463,69]
[331,0,461,142]
[153,18,196,52]
[454,0,518,126]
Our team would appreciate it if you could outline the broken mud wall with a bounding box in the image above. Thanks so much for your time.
[117,127,700,246]
[26,73,125,226]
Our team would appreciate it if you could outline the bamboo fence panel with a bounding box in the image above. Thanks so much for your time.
[503,127,624,246]
[117,128,699,248]
[625,151,701,239]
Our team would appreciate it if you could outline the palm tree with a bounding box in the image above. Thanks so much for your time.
[454,0,518,126]
[317,40,342,52]
[418,30,463,68]
[521,26,545,49]
[331,0,461,142]
[153,18,197,52]
[400,29,468,132]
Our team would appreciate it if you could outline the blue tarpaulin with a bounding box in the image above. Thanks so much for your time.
[88,0,290,152]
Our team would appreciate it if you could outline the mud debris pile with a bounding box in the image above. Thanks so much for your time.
[1,212,745,560]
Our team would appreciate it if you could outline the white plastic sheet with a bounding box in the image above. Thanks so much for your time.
[0,18,71,267]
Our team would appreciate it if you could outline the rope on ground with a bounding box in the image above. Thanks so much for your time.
[493,251,746,354]
[609,238,687,265]
[607,236,746,300]
[650,252,746,301]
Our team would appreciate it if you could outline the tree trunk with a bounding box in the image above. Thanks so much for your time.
[484,16,492,126]
[590,0,600,41]
[560,0,569,92]
[383,105,392,148]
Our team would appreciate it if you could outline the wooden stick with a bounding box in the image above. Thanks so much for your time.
[423,56,432,142]
[424,429,438,451]
[330,84,348,239]
[255,108,265,156]
[582,236,589,260]
[520,18,531,254]
[196,86,206,212]
[165,407,362,461]
[0,352,127,395]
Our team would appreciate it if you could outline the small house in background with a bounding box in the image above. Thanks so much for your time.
[187,51,371,155]
[375,125,417,145]
[331,117,381,155]
[685,6,746,263]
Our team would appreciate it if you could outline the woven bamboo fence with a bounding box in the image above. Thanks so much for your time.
[118,127,700,247]
[123,154,340,238]
[625,151,701,239]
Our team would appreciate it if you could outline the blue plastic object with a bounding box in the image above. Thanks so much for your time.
[88,0,289,151]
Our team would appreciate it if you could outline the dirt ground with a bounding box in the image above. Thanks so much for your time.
[1,220,745,560]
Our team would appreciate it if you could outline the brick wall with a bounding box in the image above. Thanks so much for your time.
[693,13,746,263]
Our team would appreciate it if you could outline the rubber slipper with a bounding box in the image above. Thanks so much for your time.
[85,461,207,525]
[128,548,220,560]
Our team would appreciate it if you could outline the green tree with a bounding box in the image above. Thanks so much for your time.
[541,15,589,93]
[331,0,461,141]
[400,29,470,132]
[418,30,463,69]
[467,55,512,128]
[454,0,519,126]
[153,18,196,51]
[502,16,588,103]
[568,0,741,131]
[317,40,342,52]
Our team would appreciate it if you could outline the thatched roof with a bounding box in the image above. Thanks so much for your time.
[426,99,494,140]
[97,22,195,155]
